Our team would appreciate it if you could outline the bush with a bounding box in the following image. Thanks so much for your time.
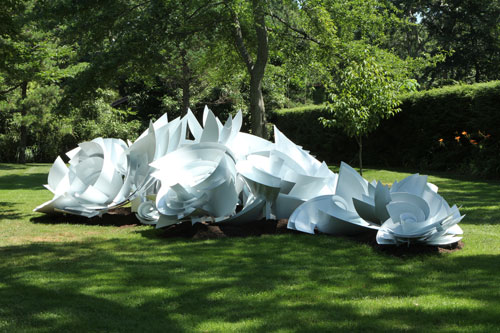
[0,85,73,163]
[366,81,500,177]
[270,81,500,178]
[269,104,358,164]
[70,89,142,145]
[0,87,142,163]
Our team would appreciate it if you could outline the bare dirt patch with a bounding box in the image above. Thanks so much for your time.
[159,218,294,239]
[156,217,462,256]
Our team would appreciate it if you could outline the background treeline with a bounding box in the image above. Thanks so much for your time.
[1,0,500,175]
[271,81,500,178]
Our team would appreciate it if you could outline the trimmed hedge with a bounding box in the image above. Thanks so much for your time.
[269,104,358,165]
[269,81,500,178]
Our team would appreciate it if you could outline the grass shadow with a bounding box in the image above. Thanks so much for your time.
[0,201,25,220]
[0,164,26,171]
[0,173,47,190]
[0,236,498,331]
[431,177,500,225]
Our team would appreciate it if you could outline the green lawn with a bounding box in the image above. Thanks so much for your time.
[1,163,499,332]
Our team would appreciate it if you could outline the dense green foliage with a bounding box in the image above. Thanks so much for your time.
[272,81,500,178]
[367,81,500,177]
[269,104,355,163]
[322,54,418,174]
[2,163,500,331]
[2,0,500,164]
[0,88,140,162]
[389,0,500,87]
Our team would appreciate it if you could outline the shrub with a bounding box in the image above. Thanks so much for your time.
[270,81,500,178]
[0,88,142,163]
[366,81,500,177]
[269,104,357,164]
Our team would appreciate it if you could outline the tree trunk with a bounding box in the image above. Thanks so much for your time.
[250,73,266,137]
[358,135,363,176]
[181,47,190,113]
[18,81,28,164]
[249,0,268,138]
[228,0,268,138]
[475,62,481,82]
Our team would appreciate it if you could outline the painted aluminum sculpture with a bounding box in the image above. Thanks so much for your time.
[34,138,129,217]
[35,106,463,246]
[288,162,464,245]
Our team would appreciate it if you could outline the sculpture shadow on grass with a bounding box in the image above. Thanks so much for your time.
[137,222,462,258]
[0,236,498,332]
[29,208,139,227]
[30,203,465,256]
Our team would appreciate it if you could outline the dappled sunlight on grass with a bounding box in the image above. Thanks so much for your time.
[1,163,500,331]
[1,235,499,331]
[362,168,500,227]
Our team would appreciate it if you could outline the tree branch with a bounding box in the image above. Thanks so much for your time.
[117,0,152,19]
[252,0,268,80]
[266,26,318,44]
[227,3,254,73]
[268,12,323,46]
[0,83,21,95]
[187,1,225,21]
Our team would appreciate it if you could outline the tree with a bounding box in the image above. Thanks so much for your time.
[35,0,423,145]
[39,0,228,123]
[43,0,330,138]
[389,0,500,86]
[322,54,417,175]
[0,1,80,162]
[222,0,344,137]
[427,0,500,84]
[225,0,269,138]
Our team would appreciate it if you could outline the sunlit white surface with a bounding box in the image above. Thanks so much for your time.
[35,105,463,246]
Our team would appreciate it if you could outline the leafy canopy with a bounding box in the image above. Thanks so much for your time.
[322,53,418,139]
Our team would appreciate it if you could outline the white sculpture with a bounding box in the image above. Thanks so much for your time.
[151,142,240,228]
[372,175,464,245]
[287,163,464,245]
[34,138,129,217]
[287,162,381,235]
[35,106,463,246]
